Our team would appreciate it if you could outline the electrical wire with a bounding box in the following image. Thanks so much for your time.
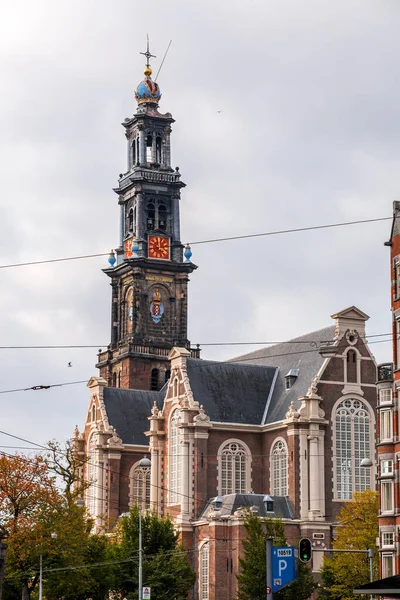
[0,380,88,395]
[0,331,392,350]
[0,215,391,271]
[188,215,392,246]
[0,334,392,395]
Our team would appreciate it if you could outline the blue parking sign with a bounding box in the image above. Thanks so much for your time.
[272,546,298,592]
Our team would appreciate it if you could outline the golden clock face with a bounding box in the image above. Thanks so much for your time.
[148,235,170,260]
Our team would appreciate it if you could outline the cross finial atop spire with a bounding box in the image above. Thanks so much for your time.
[140,34,156,69]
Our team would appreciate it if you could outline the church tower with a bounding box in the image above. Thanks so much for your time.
[96,42,198,391]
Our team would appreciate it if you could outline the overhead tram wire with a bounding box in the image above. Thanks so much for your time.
[0,433,367,517]
[0,331,393,350]
[0,215,392,271]
[0,438,342,516]
[0,334,393,395]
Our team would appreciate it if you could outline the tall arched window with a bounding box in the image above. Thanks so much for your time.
[169,410,181,504]
[128,208,134,232]
[220,441,249,495]
[199,542,209,600]
[146,134,153,162]
[131,141,136,167]
[130,463,151,508]
[271,440,288,496]
[88,432,98,517]
[125,288,133,334]
[334,398,372,500]
[156,136,162,164]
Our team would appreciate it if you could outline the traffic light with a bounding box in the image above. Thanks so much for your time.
[299,538,312,563]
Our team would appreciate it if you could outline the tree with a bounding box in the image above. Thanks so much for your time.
[0,451,109,600]
[109,506,196,600]
[237,511,316,600]
[319,490,379,600]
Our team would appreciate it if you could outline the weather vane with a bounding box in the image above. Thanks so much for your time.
[140,34,156,68]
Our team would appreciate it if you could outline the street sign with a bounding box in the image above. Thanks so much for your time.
[142,587,151,599]
[266,586,272,595]
[272,546,298,593]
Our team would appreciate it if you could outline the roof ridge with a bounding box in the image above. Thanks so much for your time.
[187,357,277,371]
[230,324,335,362]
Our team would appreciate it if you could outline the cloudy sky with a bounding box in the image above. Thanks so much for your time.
[0,0,398,449]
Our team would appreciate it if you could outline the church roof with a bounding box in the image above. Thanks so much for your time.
[103,387,164,445]
[230,325,336,423]
[186,359,277,425]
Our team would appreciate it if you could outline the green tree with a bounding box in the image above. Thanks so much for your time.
[109,506,196,600]
[237,511,315,600]
[319,490,379,600]
[0,450,109,600]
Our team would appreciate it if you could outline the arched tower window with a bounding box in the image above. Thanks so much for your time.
[151,368,159,391]
[156,136,162,164]
[131,140,136,166]
[147,203,155,230]
[88,432,98,517]
[199,542,209,600]
[128,208,134,232]
[130,462,151,508]
[158,204,167,231]
[169,410,181,504]
[136,138,140,165]
[146,134,153,162]
[125,288,134,334]
[112,372,117,387]
[219,441,250,495]
[271,440,288,496]
[334,398,372,500]
[92,405,96,421]
[117,371,121,388]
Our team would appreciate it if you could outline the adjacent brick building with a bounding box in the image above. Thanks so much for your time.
[74,48,378,600]
[376,201,400,578]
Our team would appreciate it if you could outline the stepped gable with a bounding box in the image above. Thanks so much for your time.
[231,325,336,423]
[186,359,277,424]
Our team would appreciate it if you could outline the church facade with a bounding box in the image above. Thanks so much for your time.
[74,49,378,600]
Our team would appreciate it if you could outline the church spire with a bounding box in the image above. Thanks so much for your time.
[135,36,161,107]
[96,44,199,391]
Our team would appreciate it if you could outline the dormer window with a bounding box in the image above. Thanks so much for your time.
[285,368,299,390]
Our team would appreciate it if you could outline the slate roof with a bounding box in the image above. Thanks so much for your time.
[200,494,294,519]
[230,325,336,423]
[186,359,277,425]
[103,387,164,445]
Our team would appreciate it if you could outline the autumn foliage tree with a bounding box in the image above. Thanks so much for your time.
[319,490,379,600]
[0,449,108,600]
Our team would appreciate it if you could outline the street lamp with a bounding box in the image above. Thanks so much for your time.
[39,532,57,600]
[138,457,151,600]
